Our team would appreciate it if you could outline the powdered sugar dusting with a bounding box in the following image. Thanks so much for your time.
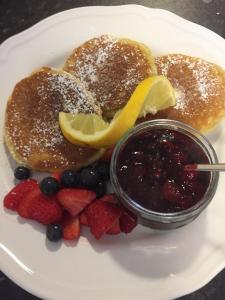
[64,35,155,111]
[37,69,101,114]
[5,68,100,169]
[156,54,221,112]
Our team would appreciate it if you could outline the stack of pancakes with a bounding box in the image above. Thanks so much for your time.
[4,35,225,172]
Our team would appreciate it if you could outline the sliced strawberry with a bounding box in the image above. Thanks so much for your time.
[100,194,121,235]
[79,210,88,226]
[3,179,38,211]
[61,212,80,240]
[100,194,117,204]
[100,146,114,162]
[107,219,121,235]
[57,189,96,216]
[86,200,122,240]
[119,210,137,233]
[17,184,40,218]
[52,172,62,182]
[28,193,63,225]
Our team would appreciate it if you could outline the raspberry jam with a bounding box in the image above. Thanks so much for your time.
[115,128,210,213]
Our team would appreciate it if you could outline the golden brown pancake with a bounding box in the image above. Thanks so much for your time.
[4,67,103,172]
[64,35,157,115]
[143,54,225,132]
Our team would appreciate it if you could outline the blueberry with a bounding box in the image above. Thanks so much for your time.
[61,170,81,188]
[46,224,63,242]
[81,167,99,188]
[96,162,110,181]
[14,166,30,180]
[40,177,60,196]
[94,181,106,198]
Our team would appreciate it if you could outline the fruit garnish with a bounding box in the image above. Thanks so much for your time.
[61,213,80,240]
[14,166,31,180]
[4,179,38,211]
[39,177,60,196]
[46,224,63,242]
[57,188,96,216]
[28,192,63,225]
[138,75,175,117]
[93,181,106,198]
[107,219,121,235]
[96,162,110,181]
[119,211,137,233]
[61,170,81,188]
[59,75,175,148]
[17,186,41,218]
[51,172,62,182]
[3,164,137,243]
[85,199,122,240]
[100,194,117,204]
[79,210,88,226]
[80,167,99,188]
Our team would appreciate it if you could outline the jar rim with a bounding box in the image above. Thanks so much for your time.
[110,119,219,222]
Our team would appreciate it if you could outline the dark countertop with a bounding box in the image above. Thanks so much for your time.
[0,0,225,299]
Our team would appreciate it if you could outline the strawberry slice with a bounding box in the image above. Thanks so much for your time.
[100,194,117,204]
[17,184,41,218]
[80,194,119,228]
[86,200,122,240]
[52,172,62,182]
[61,212,80,240]
[107,219,121,235]
[100,194,121,234]
[79,210,88,226]
[57,189,96,216]
[28,193,63,225]
[119,210,137,233]
[3,179,38,211]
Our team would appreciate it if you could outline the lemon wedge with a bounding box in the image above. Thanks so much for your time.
[59,75,175,148]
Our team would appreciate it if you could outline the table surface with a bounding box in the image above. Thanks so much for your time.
[0,0,225,299]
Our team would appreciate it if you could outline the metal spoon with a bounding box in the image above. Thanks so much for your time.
[184,163,225,172]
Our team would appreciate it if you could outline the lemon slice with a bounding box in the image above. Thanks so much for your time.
[138,75,175,117]
[59,75,175,148]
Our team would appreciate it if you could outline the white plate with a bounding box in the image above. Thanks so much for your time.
[0,5,225,300]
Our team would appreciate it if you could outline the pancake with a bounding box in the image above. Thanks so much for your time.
[4,67,104,172]
[63,35,157,115]
[142,54,225,132]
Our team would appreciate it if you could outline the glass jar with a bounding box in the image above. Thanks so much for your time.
[110,119,219,230]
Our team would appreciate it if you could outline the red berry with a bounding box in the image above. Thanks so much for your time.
[79,210,88,226]
[119,210,137,233]
[86,200,122,240]
[28,193,63,225]
[17,185,41,218]
[171,151,187,165]
[163,181,182,204]
[57,189,96,216]
[180,170,198,183]
[179,170,199,193]
[160,140,174,153]
[131,151,145,162]
[107,219,121,235]
[61,212,80,240]
[51,172,62,182]
[100,194,118,204]
[4,179,38,211]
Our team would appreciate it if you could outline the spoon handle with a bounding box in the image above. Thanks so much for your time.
[185,163,225,172]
